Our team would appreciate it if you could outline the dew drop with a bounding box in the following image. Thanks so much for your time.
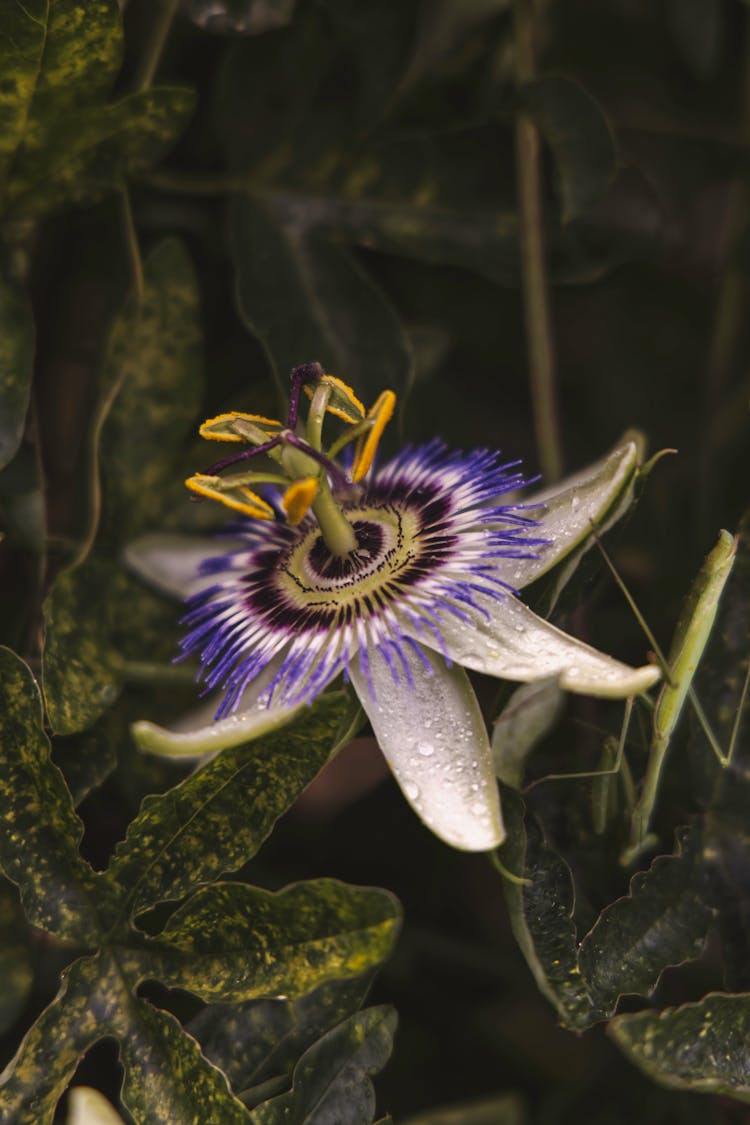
[416,740,435,757]
[403,780,420,801]
[571,496,580,509]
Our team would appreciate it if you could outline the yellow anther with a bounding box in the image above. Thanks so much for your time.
[186,473,274,520]
[352,390,396,482]
[304,374,365,424]
[199,412,283,442]
[281,476,319,525]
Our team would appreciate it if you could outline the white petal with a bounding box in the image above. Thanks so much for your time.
[413,594,660,698]
[349,642,504,852]
[123,533,243,599]
[67,1087,126,1125]
[494,440,639,589]
[131,659,302,759]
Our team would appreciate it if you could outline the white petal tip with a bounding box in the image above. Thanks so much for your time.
[130,720,207,760]
[558,661,661,698]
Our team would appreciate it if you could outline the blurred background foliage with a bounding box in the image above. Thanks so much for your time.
[1,0,750,1121]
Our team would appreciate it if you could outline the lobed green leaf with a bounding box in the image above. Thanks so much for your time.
[115,996,250,1125]
[139,880,401,1003]
[498,788,594,1030]
[42,558,124,736]
[0,648,111,941]
[189,973,374,1096]
[0,0,122,192]
[578,827,718,1019]
[609,993,750,1102]
[99,237,203,541]
[106,692,351,917]
[5,87,195,219]
[248,1005,397,1125]
[0,955,109,1125]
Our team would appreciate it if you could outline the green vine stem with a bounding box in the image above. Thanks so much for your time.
[513,0,564,483]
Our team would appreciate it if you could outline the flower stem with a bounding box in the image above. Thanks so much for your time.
[513,0,564,483]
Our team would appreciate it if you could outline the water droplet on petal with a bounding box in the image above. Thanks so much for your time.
[403,780,420,801]
[416,740,435,757]
[571,496,580,509]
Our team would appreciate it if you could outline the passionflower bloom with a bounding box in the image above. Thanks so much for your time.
[127,364,659,851]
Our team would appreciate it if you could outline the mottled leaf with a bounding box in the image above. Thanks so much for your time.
[99,237,203,541]
[0,879,33,1035]
[42,558,124,736]
[498,788,594,1030]
[116,997,250,1125]
[0,955,108,1125]
[0,648,110,941]
[0,0,122,191]
[139,880,400,1003]
[106,692,351,916]
[231,195,412,400]
[0,273,34,470]
[185,0,297,35]
[520,75,617,223]
[609,993,750,1102]
[5,87,195,219]
[578,827,718,1019]
[249,1005,397,1125]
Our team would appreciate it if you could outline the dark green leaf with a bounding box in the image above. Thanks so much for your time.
[0,273,34,470]
[185,0,297,35]
[248,1005,397,1125]
[0,0,122,192]
[99,237,203,541]
[231,195,412,400]
[42,558,124,736]
[609,993,750,1102]
[498,787,594,1030]
[520,75,617,223]
[190,973,373,1095]
[0,878,33,1035]
[116,996,250,1125]
[5,87,195,219]
[140,880,400,1003]
[578,827,718,1020]
[0,648,110,941]
[0,955,107,1125]
[106,692,351,916]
